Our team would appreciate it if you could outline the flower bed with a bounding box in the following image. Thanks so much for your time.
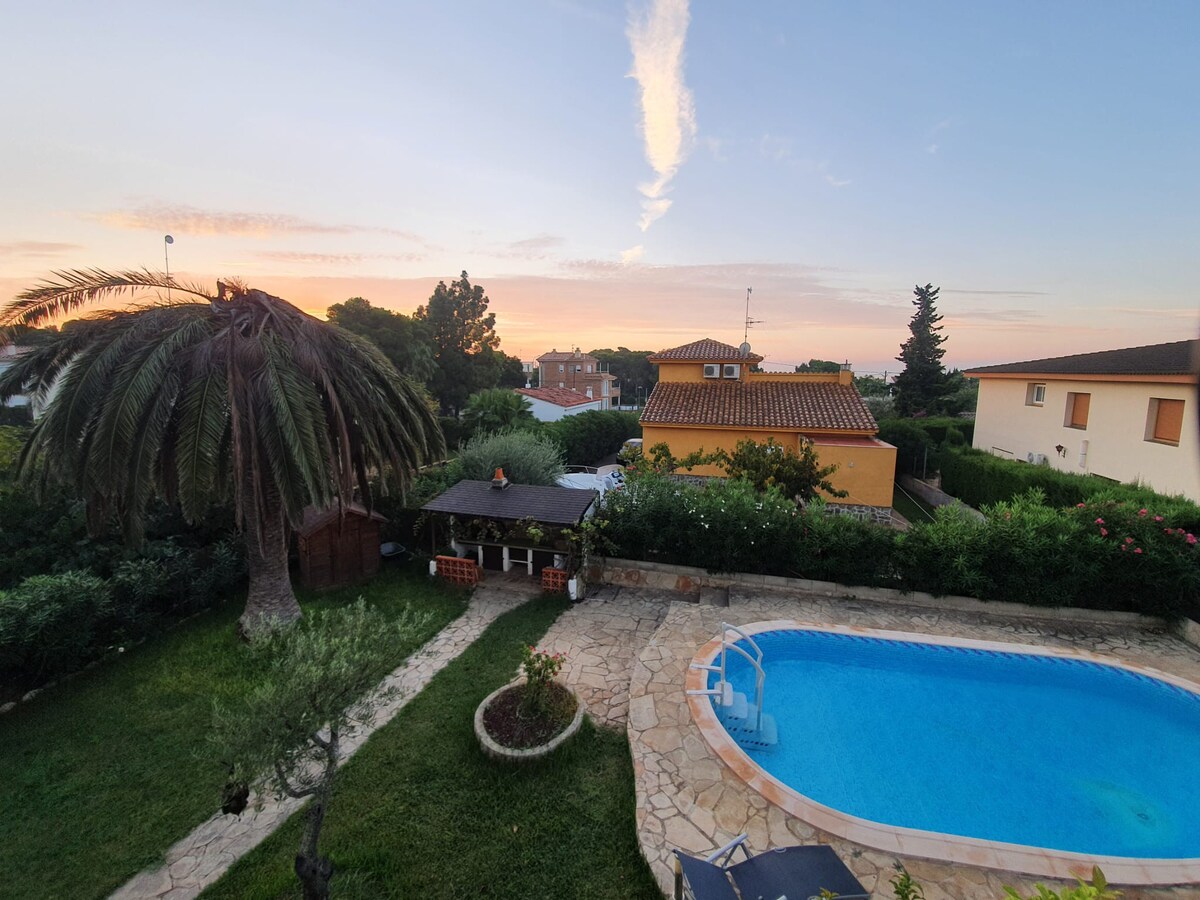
[474,645,583,760]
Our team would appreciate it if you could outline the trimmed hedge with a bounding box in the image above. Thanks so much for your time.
[0,539,244,694]
[940,447,1200,528]
[599,472,1200,620]
[542,410,641,467]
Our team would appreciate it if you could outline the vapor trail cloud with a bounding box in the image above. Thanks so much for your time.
[627,0,696,232]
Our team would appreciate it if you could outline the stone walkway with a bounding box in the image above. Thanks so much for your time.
[627,586,1200,899]
[112,581,535,900]
[538,583,670,726]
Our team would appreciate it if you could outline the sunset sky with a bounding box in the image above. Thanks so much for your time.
[1,1,1196,375]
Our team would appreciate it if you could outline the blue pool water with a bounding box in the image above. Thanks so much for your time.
[715,629,1200,859]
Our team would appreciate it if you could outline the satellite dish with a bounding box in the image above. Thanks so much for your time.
[164,235,174,244]
[739,342,752,355]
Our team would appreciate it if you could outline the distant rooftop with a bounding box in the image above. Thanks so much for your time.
[648,338,764,364]
[516,387,596,407]
[537,349,597,362]
[966,340,1199,378]
[641,381,876,431]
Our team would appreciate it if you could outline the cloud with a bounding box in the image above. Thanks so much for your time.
[97,203,426,243]
[701,136,727,162]
[0,241,83,257]
[926,119,952,155]
[926,143,939,154]
[627,0,697,232]
[621,245,645,265]
[495,234,564,260]
[257,251,425,265]
[943,288,1049,298]
[824,174,852,188]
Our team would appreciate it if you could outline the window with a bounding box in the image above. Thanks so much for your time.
[576,365,583,373]
[1025,383,1046,406]
[1146,398,1184,445]
[558,364,564,373]
[586,364,593,373]
[1065,392,1090,429]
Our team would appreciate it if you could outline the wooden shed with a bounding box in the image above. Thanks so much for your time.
[296,503,387,590]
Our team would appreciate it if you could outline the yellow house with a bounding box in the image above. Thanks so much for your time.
[640,338,896,521]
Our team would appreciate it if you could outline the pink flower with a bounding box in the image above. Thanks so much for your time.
[1121,544,1128,551]
[1076,503,1086,509]
[1125,537,1134,544]
[1100,528,1108,536]
[1095,518,1105,525]
[1139,508,1148,517]
[1134,547,1143,554]
[1155,516,1164,522]
[1189,534,1198,546]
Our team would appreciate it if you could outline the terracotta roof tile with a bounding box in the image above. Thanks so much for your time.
[640,381,877,431]
[648,338,764,364]
[516,387,596,407]
[536,350,597,363]
[966,340,1199,378]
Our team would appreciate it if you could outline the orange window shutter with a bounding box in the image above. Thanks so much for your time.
[1070,393,1090,428]
[1155,399,1184,443]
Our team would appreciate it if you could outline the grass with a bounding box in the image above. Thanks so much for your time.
[0,563,468,900]
[203,594,661,900]
[892,481,938,524]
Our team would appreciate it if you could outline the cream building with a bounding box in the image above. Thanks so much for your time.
[967,340,1200,500]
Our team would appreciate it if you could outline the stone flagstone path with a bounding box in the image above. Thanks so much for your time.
[111,582,534,900]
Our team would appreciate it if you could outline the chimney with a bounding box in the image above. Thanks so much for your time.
[491,467,510,490]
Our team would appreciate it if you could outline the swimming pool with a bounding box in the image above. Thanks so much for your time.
[692,623,1200,879]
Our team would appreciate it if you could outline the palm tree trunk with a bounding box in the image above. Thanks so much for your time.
[239,482,301,635]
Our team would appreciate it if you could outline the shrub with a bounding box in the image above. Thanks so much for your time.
[0,571,113,685]
[878,417,972,479]
[600,471,1199,619]
[457,429,565,486]
[940,447,1200,524]
[542,410,640,466]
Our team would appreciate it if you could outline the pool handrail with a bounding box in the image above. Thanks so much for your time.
[687,622,767,733]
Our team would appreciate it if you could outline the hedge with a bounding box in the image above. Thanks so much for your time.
[598,472,1200,620]
[0,539,244,695]
[542,410,640,467]
[939,447,1200,529]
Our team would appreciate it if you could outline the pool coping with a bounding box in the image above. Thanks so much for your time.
[686,619,1200,886]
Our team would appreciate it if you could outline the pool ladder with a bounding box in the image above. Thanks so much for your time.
[687,622,778,750]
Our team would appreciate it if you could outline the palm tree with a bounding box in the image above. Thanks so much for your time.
[0,269,443,634]
[461,387,535,437]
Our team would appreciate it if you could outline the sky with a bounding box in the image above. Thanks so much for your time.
[1,0,1197,375]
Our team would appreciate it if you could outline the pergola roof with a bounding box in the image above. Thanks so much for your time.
[421,480,597,525]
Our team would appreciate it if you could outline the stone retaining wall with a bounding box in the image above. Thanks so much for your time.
[590,556,1181,636]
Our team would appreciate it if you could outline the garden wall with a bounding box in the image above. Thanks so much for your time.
[590,556,1189,635]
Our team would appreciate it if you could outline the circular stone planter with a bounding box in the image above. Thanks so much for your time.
[474,680,585,761]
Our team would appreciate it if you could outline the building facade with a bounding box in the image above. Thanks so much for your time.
[536,349,620,410]
[967,340,1200,500]
[639,338,896,520]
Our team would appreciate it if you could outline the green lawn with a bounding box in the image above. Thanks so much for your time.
[203,594,661,900]
[892,481,938,524]
[0,564,469,900]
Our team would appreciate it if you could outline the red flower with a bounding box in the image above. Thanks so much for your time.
[1138,509,1148,517]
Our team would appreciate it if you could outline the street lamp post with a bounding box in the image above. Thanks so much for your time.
[164,235,174,301]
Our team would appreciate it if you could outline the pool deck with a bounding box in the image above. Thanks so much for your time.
[621,584,1200,899]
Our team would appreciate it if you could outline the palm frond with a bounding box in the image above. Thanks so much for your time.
[0,267,215,332]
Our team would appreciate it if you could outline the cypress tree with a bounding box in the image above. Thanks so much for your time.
[892,283,949,416]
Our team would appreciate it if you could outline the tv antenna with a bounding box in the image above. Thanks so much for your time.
[743,286,762,345]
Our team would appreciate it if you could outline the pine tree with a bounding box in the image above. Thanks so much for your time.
[892,283,949,417]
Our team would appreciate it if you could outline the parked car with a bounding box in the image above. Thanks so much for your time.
[617,438,643,464]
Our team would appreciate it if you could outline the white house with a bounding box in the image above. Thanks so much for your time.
[515,387,604,422]
[966,340,1200,500]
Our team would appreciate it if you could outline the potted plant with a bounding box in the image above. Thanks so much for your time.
[474,645,584,760]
